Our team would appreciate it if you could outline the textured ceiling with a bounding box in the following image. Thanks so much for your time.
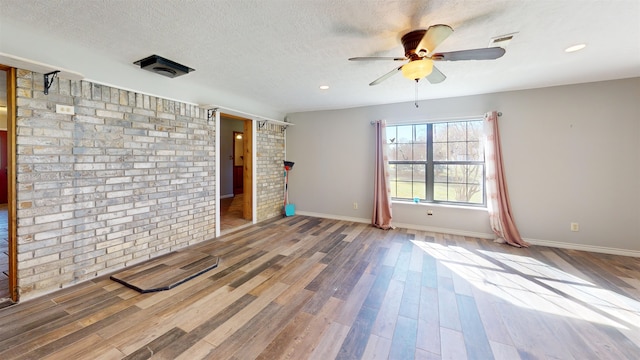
[1,0,639,119]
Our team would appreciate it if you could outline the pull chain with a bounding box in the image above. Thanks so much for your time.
[414,79,419,108]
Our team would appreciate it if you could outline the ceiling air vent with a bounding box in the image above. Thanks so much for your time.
[133,55,195,78]
[489,32,518,48]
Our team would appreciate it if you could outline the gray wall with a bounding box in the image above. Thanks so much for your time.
[286,78,640,254]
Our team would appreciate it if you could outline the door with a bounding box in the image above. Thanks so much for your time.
[233,131,243,195]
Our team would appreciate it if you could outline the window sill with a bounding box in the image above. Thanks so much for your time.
[392,200,488,212]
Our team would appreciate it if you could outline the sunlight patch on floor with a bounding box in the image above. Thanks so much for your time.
[411,240,640,330]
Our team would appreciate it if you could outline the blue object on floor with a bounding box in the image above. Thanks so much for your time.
[285,203,295,217]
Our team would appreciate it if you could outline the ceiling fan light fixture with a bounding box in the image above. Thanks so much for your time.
[401,59,433,81]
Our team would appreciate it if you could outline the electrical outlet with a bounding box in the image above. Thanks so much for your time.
[427,210,433,216]
[353,202,358,210]
[570,222,579,232]
[56,104,75,115]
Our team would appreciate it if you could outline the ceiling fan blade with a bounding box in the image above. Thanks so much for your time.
[416,24,453,56]
[431,47,506,61]
[369,66,403,86]
[426,65,446,84]
[349,57,407,61]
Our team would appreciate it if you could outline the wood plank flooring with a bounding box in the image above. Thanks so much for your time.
[0,215,639,359]
[220,194,251,233]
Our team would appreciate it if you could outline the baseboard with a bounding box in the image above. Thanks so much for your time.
[296,211,493,239]
[524,238,640,258]
[295,211,640,257]
[296,211,370,225]
[393,222,495,240]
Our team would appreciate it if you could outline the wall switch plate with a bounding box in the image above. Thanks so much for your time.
[56,104,75,115]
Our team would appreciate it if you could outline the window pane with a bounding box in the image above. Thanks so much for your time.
[467,141,482,161]
[468,121,482,140]
[388,163,397,181]
[413,181,426,200]
[433,123,446,142]
[397,144,411,160]
[397,181,413,198]
[415,124,427,143]
[397,126,412,143]
[448,183,467,202]
[434,164,447,182]
[386,126,397,143]
[448,164,466,183]
[448,142,467,161]
[434,182,447,201]
[412,143,427,161]
[448,122,466,141]
[388,164,397,198]
[468,165,483,185]
[386,143,396,161]
[413,164,426,181]
[397,164,413,181]
[433,142,447,161]
[468,183,484,204]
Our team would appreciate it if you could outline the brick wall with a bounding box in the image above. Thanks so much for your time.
[15,70,218,299]
[256,123,286,221]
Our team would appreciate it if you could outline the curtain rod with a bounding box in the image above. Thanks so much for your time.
[370,112,502,125]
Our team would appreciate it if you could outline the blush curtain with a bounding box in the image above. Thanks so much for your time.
[483,111,529,247]
[372,120,394,230]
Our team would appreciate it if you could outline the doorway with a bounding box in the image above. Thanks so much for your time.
[232,131,244,195]
[0,65,16,304]
[219,114,253,234]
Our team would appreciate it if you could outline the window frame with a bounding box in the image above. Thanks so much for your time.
[386,119,486,207]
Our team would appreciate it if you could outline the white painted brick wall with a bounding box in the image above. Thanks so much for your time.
[256,123,286,221]
[15,70,218,300]
[13,69,285,300]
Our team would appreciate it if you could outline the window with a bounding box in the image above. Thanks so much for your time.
[386,120,485,206]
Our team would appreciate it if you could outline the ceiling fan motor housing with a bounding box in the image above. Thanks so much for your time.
[401,30,428,59]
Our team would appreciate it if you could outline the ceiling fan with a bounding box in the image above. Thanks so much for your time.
[349,24,506,86]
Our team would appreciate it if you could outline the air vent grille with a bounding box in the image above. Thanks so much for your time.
[133,55,194,78]
[489,32,518,48]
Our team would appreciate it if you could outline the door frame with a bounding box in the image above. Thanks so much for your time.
[215,111,255,237]
[1,65,17,302]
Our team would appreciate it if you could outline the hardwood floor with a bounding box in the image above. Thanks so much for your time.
[0,215,639,359]
[220,194,252,233]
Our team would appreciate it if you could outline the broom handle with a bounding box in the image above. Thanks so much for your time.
[284,169,288,206]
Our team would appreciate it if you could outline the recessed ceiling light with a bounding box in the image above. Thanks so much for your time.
[565,44,586,53]
[319,85,329,90]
